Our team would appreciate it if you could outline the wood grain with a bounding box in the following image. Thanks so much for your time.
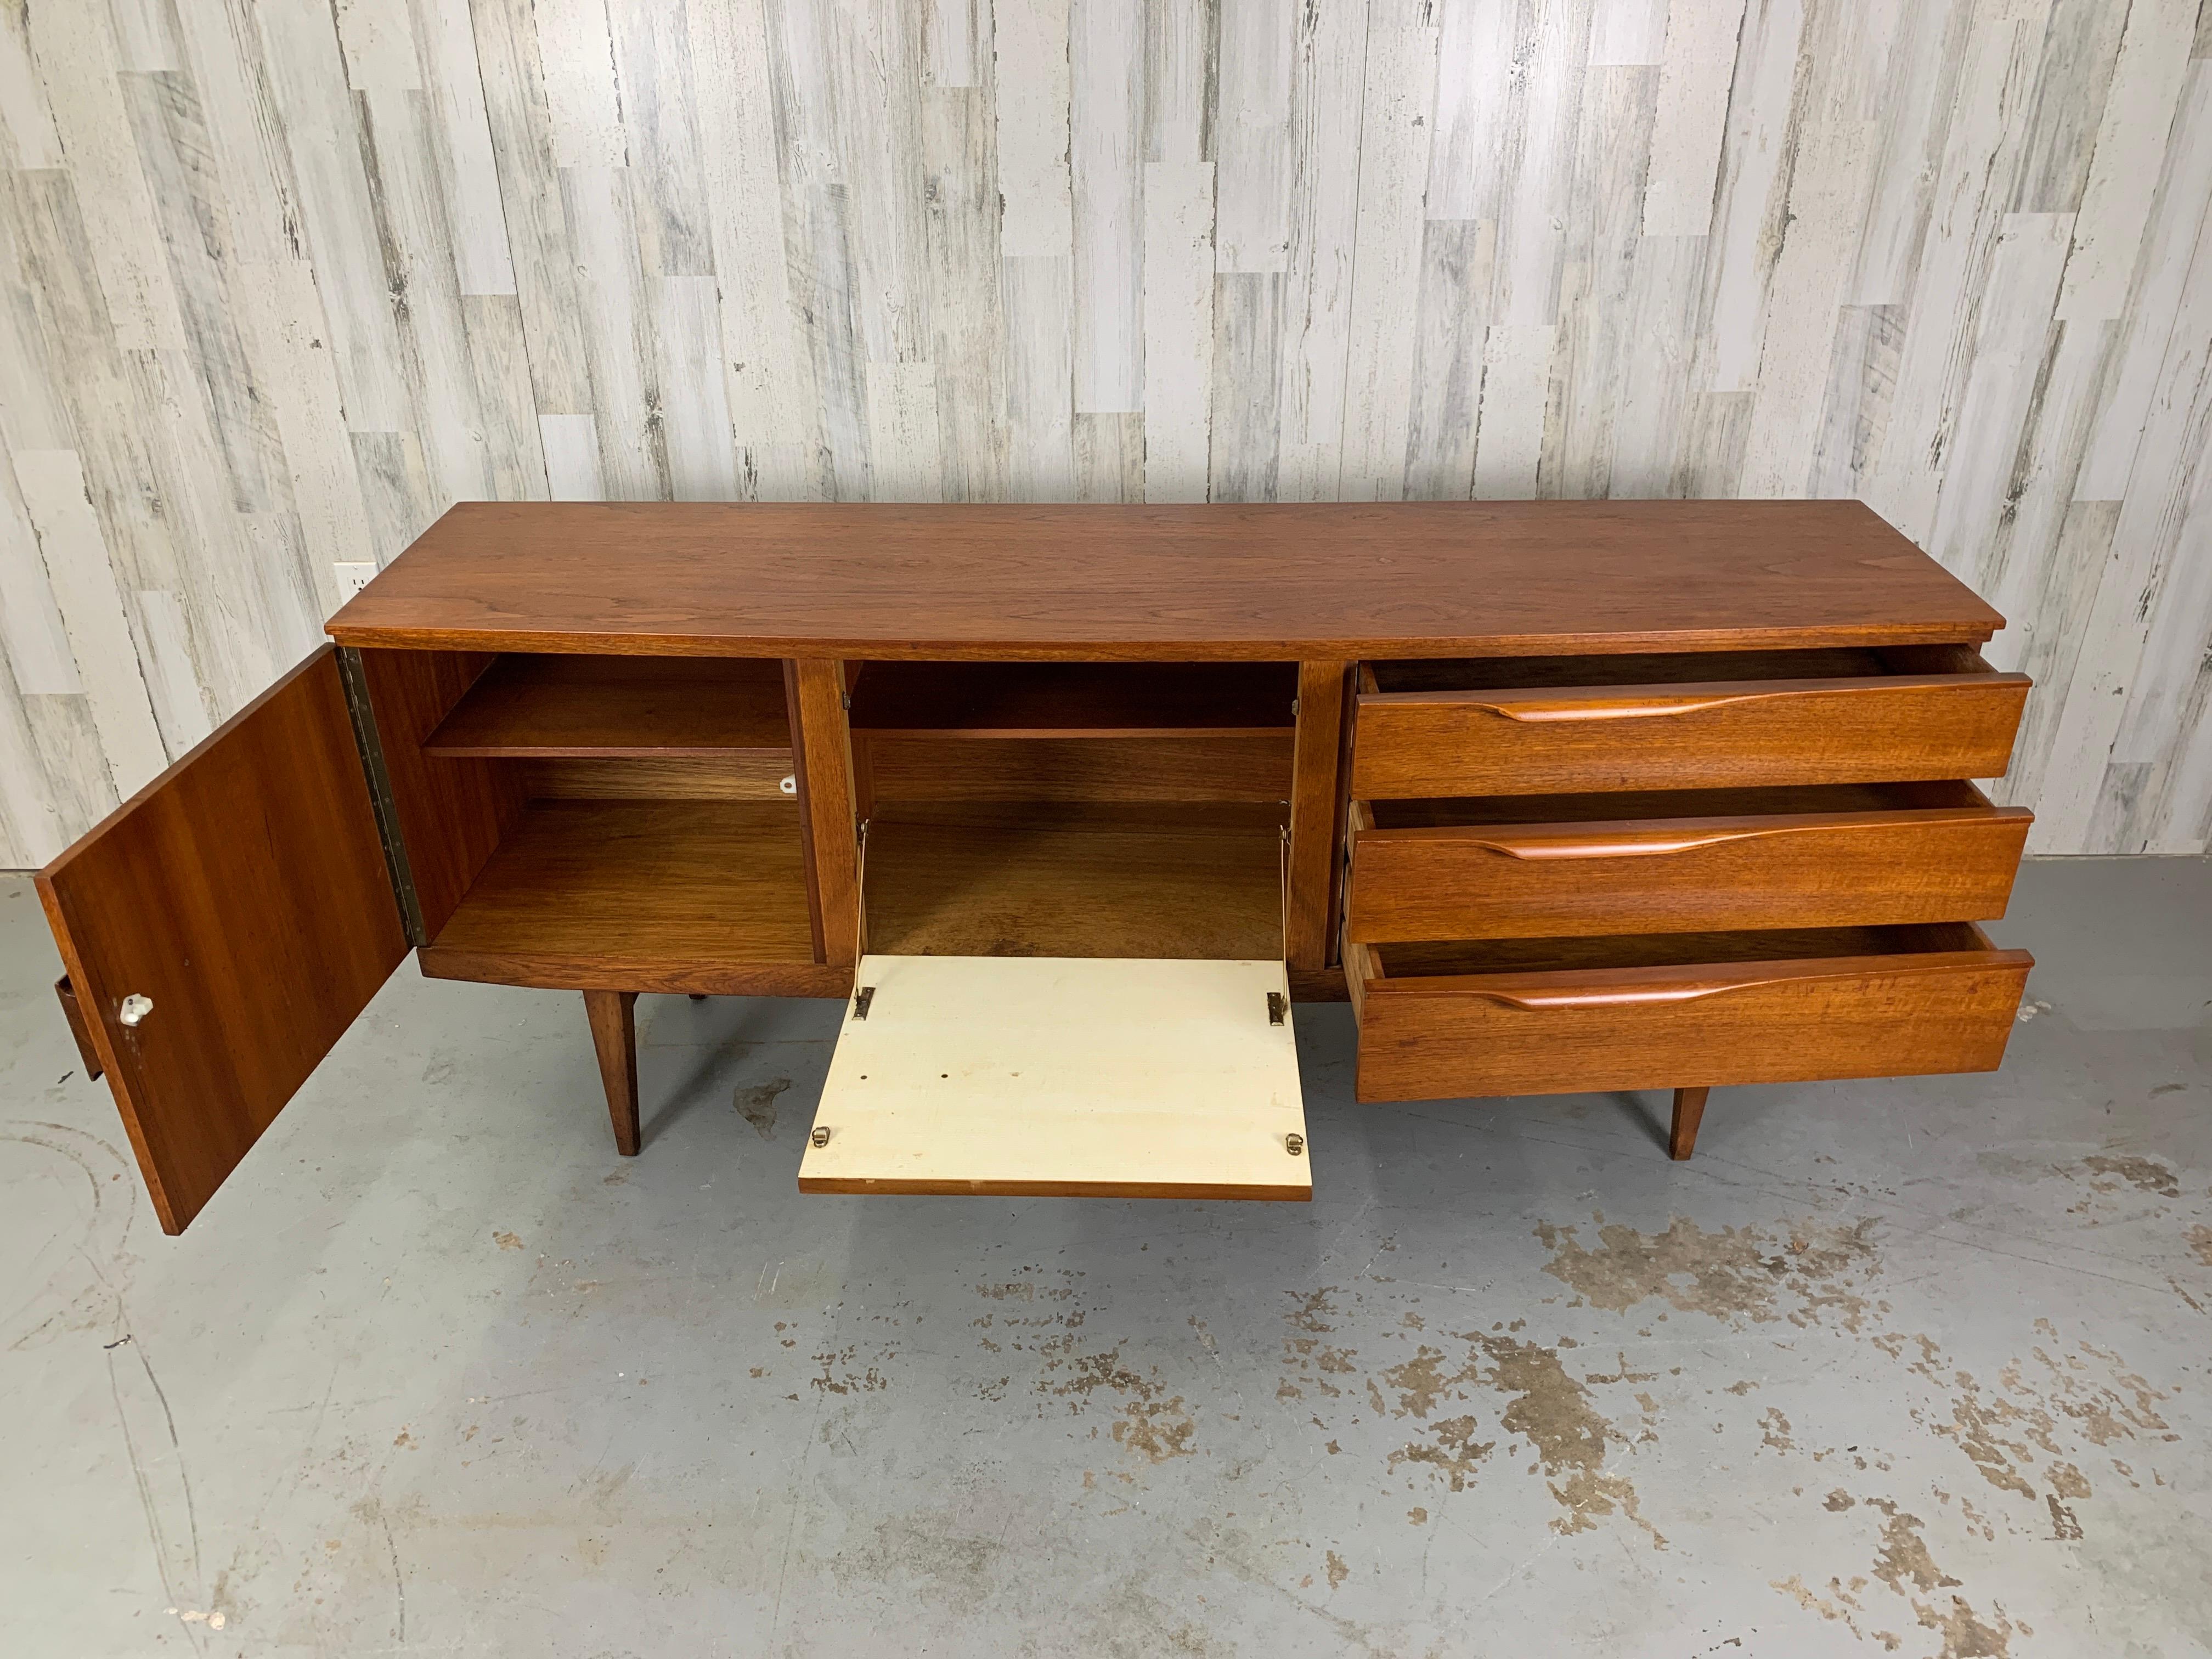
[53,974,103,1080]
[351,647,524,939]
[518,754,795,800]
[1285,661,1350,969]
[1348,784,2033,941]
[1669,1086,1709,1161]
[1353,660,2031,799]
[861,732,1294,804]
[1351,923,2034,1103]
[420,798,819,987]
[847,661,1297,736]
[583,988,640,1155]
[861,803,1287,961]
[791,659,861,967]
[35,648,407,1233]
[425,654,791,755]
[324,501,2006,659]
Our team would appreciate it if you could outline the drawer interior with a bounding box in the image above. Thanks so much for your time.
[1365,780,1991,830]
[1366,644,1990,693]
[1371,922,1990,980]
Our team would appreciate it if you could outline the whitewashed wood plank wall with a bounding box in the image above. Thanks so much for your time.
[1,0,2208,865]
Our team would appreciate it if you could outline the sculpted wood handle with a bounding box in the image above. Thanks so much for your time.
[1470,980,1766,1010]
[1442,676,1980,724]
[1468,693,1766,723]
[1463,827,1778,860]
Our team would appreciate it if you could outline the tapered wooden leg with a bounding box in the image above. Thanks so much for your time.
[584,990,641,1156]
[1668,1087,1709,1161]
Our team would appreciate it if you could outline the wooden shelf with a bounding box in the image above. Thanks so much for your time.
[848,662,1296,737]
[420,800,834,992]
[862,804,1286,960]
[425,654,791,757]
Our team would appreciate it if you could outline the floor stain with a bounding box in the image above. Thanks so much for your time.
[2188,1224,2212,1266]
[1036,1342,1198,1463]
[1324,1548,1349,1590]
[1378,1345,1475,1418]
[1385,1414,1494,1491]
[1914,1593,2021,1657]
[811,1345,888,1395]
[1867,1503,1958,1595]
[1533,1214,1883,1330]
[1911,1337,2168,1510]
[733,1077,791,1139]
[1770,1573,1900,1651]
[2080,1154,2182,1198]
[1479,1334,1664,1545]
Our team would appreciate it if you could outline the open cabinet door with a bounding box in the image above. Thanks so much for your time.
[37,646,409,1233]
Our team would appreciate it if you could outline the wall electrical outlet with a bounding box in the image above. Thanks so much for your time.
[332,562,379,603]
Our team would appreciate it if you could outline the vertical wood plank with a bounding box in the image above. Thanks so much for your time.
[1338,13,1438,501]
[997,0,1073,258]
[1285,659,1348,970]
[12,449,168,791]
[792,658,860,968]
[1213,0,1291,272]
[1074,0,1142,413]
[1143,160,1215,500]
[1003,254,1076,500]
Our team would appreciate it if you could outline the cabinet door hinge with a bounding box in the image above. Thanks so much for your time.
[336,646,428,947]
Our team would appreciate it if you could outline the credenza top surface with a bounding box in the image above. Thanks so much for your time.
[326,500,2004,660]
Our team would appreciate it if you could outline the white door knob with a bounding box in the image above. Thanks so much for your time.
[119,994,153,1026]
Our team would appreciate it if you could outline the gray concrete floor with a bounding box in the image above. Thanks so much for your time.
[3,862,2209,1658]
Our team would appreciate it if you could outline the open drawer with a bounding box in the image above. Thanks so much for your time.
[798,954,1309,1199]
[1344,923,2032,1104]
[1345,782,2033,941]
[1352,646,2030,797]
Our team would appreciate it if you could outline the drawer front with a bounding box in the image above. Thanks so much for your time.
[1346,804,2033,941]
[1351,670,2030,798]
[1347,939,2031,1104]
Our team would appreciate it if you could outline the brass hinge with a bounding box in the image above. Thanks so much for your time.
[1267,991,1287,1025]
[853,985,876,1020]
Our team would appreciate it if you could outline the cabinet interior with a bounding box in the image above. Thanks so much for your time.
[849,660,1295,962]
[368,651,1298,975]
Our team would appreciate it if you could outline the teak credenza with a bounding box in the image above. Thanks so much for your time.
[36,503,2036,1232]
